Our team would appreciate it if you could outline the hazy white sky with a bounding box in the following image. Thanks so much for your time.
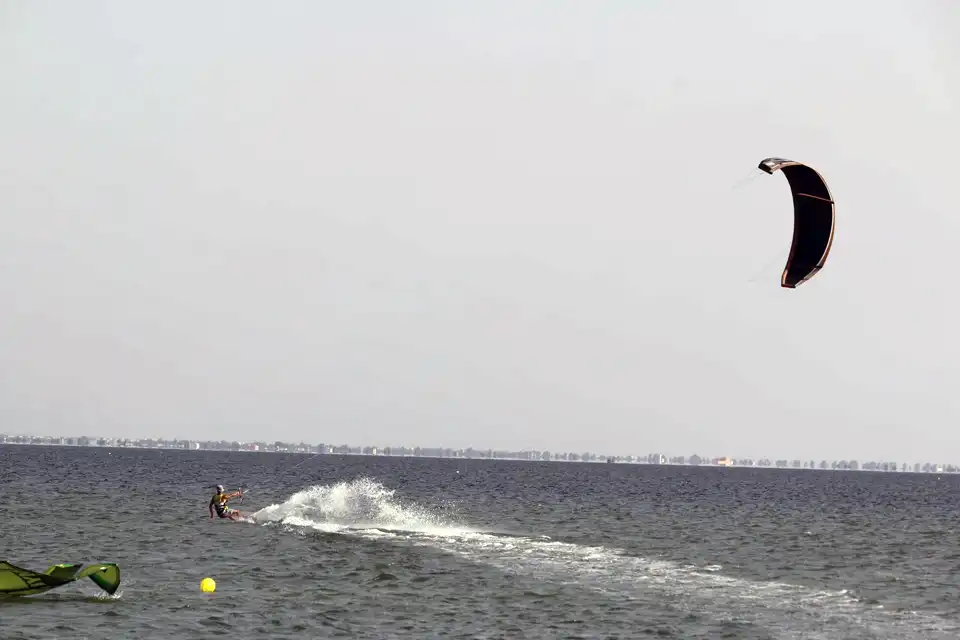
[2,0,958,461]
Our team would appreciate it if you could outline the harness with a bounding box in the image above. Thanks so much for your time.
[213,493,230,516]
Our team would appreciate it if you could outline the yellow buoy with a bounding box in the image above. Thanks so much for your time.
[200,577,216,593]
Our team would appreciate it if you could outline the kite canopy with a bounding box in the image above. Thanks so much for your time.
[0,561,121,597]
[757,157,836,288]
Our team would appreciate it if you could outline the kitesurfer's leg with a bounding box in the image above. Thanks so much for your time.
[219,506,241,520]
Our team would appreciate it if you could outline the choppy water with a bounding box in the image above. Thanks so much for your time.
[2,445,960,639]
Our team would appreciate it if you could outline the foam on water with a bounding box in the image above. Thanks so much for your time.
[250,476,473,537]
[249,478,959,639]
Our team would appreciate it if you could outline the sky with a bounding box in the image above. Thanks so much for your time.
[1,0,958,461]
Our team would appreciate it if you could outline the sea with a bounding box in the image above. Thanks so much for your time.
[2,444,959,639]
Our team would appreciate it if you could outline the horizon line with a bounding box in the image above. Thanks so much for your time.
[1,438,957,473]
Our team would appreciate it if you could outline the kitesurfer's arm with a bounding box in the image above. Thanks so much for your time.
[209,496,216,519]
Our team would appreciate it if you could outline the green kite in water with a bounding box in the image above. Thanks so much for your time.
[0,561,120,597]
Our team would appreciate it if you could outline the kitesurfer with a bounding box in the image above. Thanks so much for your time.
[209,484,244,521]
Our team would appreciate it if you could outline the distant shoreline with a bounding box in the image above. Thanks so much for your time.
[2,441,955,475]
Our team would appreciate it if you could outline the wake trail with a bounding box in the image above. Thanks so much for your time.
[248,478,958,640]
